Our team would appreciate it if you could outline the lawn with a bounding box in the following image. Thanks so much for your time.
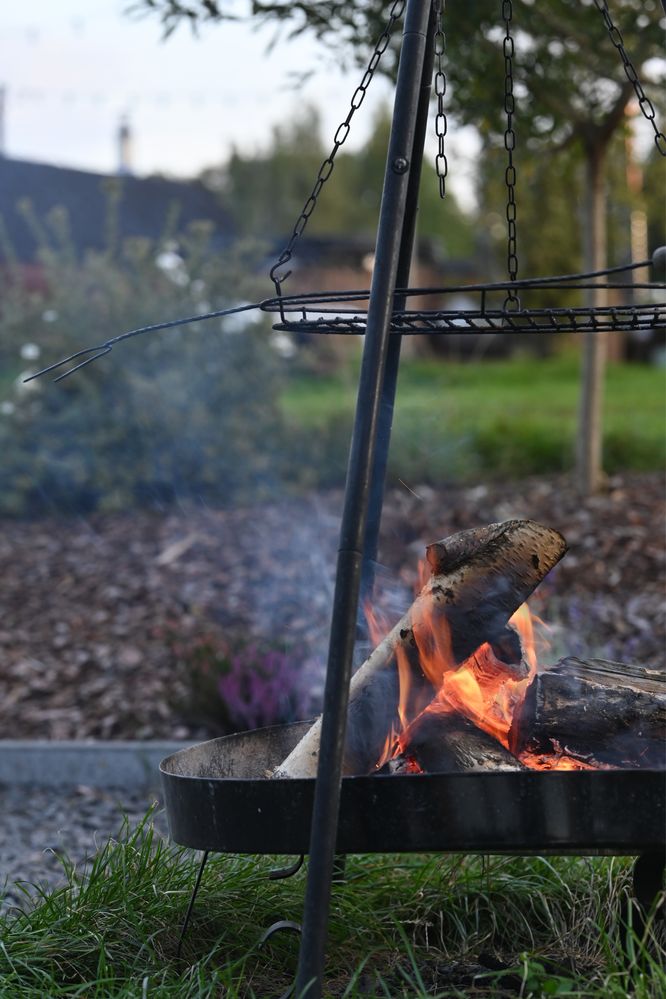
[279,351,665,488]
[1,813,663,998]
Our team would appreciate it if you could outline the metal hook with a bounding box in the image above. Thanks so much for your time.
[269,855,305,881]
[268,247,294,294]
[53,346,113,382]
[269,263,291,324]
[24,344,112,384]
[25,301,265,384]
[258,919,302,946]
[258,920,302,999]
[502,290,522,321]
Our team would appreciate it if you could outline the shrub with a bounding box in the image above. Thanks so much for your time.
[0,204,286,515]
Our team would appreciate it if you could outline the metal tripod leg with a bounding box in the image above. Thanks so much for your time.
[293,3,436,996]
[360,0,438,602]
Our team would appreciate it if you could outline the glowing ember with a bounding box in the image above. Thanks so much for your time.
[519,750,602,771]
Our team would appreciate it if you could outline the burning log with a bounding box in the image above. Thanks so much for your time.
[275,520,566,778]
[511,657,666,769]
[377,707,526,774]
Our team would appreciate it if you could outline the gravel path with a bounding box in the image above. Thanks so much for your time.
[0,784,171,914]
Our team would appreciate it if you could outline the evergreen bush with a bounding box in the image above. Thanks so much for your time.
[0,203,286,516]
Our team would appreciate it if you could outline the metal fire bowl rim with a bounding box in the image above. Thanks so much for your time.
[159,719,664,784]
[160,722,666,857]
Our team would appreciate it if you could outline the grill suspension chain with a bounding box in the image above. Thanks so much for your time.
[268,0,406,298]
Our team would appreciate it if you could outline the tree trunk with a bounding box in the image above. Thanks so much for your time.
[576,142,608,496]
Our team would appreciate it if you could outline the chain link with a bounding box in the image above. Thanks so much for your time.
[433,0,448,198]
[502,0,520,309]
[269,0,406,293]
[593,0,666,156]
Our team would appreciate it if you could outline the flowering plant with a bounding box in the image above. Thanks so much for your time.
[174,631,320,734]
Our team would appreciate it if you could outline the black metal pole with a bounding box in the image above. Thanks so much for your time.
[293,2,433,996]
[360,1,437,603]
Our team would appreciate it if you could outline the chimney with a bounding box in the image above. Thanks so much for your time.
[117,115,133,175]
[0,85,6,157]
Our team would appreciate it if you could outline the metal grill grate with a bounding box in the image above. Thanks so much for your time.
[263,262,666,336]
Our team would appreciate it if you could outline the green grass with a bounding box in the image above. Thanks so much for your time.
[279,352,666,488]
[1,810,664,997]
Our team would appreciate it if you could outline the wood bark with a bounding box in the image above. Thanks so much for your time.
[275,519,566,778]
[378,707,526,774]
[510,657,666,768]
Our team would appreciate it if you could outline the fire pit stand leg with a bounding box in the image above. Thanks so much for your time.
[294,2,435,996]
[632,850,666,917]
[623,851,666,955]
[176,850,209,959]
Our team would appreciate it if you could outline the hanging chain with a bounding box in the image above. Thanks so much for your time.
[433,0,448,197]
[502,0,520,309]
[593,0,666,156]
[269,0,406,294]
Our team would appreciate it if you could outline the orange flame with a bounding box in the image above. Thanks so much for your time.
[365,567,598,773]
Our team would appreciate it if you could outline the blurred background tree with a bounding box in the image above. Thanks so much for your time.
[202,103,475,258]
[138,0,665,495]
[1,1,663,517]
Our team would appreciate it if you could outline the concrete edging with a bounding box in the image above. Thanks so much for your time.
[0,740,193,788]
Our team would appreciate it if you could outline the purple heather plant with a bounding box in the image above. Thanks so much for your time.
[216,642,318,732]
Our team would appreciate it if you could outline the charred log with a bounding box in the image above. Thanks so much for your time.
[422,519,566,666]
[275,520,566,778]
[511,657,666,769]
[378,708,526,774]
[489,625,523,669]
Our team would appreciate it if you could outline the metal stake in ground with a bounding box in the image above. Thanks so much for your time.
[294,1,433,996]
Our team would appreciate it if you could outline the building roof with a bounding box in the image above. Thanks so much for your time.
[0,157,235,262]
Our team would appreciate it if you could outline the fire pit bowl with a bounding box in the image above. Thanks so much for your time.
[160,722,666,857]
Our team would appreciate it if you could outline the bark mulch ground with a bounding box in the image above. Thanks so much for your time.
[1,472,663,741]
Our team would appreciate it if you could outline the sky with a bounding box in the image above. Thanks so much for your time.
[0,0,479,208]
